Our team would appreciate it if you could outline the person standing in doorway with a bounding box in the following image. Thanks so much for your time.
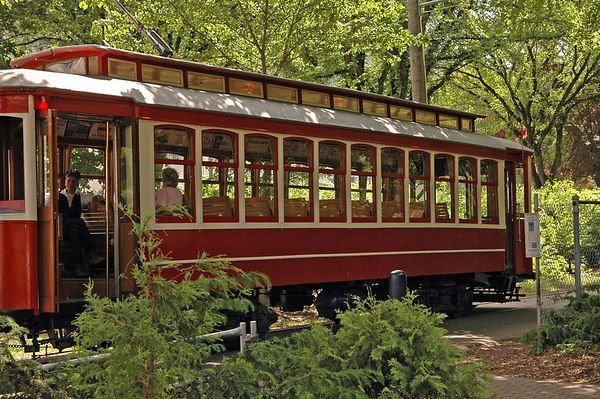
[58,170,104,277]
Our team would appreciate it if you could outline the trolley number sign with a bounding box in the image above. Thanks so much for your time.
[524,213,541,258]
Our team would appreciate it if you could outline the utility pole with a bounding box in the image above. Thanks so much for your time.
[406,0,428,103]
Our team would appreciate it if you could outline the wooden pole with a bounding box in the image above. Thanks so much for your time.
[406,0,428,103]
[105,122,110,297]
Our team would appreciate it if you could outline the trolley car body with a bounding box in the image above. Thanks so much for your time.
[0,45,533,329]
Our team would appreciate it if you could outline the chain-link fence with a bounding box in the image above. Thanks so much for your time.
[535,188,600,313]
[573,196,600,295]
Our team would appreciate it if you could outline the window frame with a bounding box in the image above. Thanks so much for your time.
[350,144,376,223]
[434,153,455,223]
[380,147,405,223]
[0,116,25,213]
[66,145,106,197]
[408,150,431,223]
[480,159,499,224]
[318,140,346,223]
[283,137,314,222]
[458,156,478,224]
[244,133,278,222]
[153,124,196,223]
[201,129,239,223]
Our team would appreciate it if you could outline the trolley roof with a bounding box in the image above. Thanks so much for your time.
[0,68,531,154]
[11,45,483,119]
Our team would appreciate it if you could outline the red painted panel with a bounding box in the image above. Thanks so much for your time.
[0,200,25,212]
[11,45,110,69]
[0,221,38,312]
[156,227,507,286]
[47,93,135,117]
[0,95,28,113]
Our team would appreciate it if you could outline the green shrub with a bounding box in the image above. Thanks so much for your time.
[0,316,70,398]
[187,294,493,399]
[54,207,270,399]
[536,291,600,351]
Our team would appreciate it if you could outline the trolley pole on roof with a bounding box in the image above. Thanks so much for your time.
[407,0,428,103]
[112,0,173,58]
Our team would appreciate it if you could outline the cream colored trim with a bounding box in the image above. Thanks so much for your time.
[158,247,505,265]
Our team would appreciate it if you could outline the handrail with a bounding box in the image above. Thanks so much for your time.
[39,321,257,372]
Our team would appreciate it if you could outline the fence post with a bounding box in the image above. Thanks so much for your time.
[534,194,542,348]
[573,194,582,299]
[239,322,247,354]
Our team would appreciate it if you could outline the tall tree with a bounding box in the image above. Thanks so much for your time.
[437,0,600,187]
[81,0,343,77]
[0,0,105,68]
[565,97,600,187]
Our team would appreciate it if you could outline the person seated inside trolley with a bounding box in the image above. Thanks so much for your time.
[59,170,104,277]
[155,167,183,211]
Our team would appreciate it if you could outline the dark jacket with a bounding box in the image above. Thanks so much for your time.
[58,192,82,220]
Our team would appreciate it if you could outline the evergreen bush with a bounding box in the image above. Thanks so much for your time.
[0,316,69,398]
[53,207,270,399]
[536,291,600,351]
[186,294,493,399]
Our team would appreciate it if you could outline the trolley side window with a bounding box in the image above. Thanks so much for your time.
[154,126,195,222]
[481,160,499,223]
[0,117,25,213]
[202,131,238,221]
[409,151,430,221]
[244,135,277,221]
[381,147,404,222]
[318,141,346,222]
[434,154,454,222]
[459,157,477,222]
[350,144,375,221]
[283,138,313,221]
[69,147,105,197]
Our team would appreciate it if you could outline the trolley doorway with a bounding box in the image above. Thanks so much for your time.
[36,111,131,312]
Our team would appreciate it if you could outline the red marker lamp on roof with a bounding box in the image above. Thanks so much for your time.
[34,96,49,111]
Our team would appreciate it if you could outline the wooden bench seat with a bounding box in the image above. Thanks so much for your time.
[382,200,403,219]
[319,199,343,218]
[284,198,310,217]
[409,202,426,218]
[435,202,450,219]
[202,196,233,217]
[245,197,272,217]
[81,209,112,234]
[351,200,373,218]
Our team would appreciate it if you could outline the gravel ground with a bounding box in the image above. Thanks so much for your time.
[458,339,600,385]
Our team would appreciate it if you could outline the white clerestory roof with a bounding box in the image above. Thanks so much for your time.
[0,69,531,154]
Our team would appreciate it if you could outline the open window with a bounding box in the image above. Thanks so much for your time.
[350,144,375,221]
[409,151,430,222]
[319,141,346,222]
[69,147,105,197]
[154,125,195,222]
[481,160,499,223]
[244,134,277,221]
[202,130,237,221]
[381,147,404,222]
[0,117,25,213]
[284,138,313,221]
[434,154,454,222]
[459,157,477,223]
